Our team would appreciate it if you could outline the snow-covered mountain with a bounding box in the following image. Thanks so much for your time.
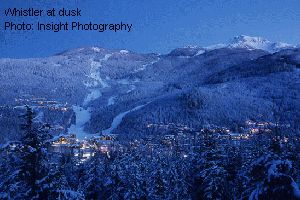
[0,36,300,142]
[227,35,295,53]
[204,35,296,53]
[163,35,296,57]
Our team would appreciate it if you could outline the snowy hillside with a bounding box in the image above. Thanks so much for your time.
[0,37,299,141]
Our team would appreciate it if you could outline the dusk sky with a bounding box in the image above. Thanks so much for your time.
[1,0,300,58]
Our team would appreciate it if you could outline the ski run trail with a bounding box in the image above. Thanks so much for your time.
[68,53,149,139]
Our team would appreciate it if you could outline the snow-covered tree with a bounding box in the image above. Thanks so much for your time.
[247,154,300,200]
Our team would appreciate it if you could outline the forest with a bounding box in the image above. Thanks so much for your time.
[1,106,299,200]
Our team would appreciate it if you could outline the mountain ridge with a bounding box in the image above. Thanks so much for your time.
[0,36,299,142]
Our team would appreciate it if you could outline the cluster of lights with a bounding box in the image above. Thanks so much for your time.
[14,97,69,111]
[50,134,117,162]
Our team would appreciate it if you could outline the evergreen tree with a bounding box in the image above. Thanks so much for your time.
[79,150,106,199]
[16,105,52,199]
[0,142,24,199]
[248,154,300,200]
[193,131,231,199]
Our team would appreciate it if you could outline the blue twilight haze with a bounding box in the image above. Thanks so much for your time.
[1,0,300,58]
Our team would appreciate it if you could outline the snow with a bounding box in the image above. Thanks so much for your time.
[70,53,114,138]
[203,35,295,53]
[134,58,160,72]
[272,42,293,49]
[52,63,62,67]
[33,111,44,122]
[120,50,129,54]
[205,43,227,50]
[117,79,130,84]
[267,159,292,181]
[127,85,136,93]
[292,181,300,198]
[0,141,21,149]
[107,96,117,106]
[86,56,111,88]
[68,106,93,139]
[116,78,137,93]
[178,56,191,58]
[134,65,146,72]
[13,105,28,109]
[102,103,149,135]
[195,49,205,56]
[103,178,113,186]
[249,186,260,200]
[229,35,270,50]
[184,45,199,48]
[83,89,102,106]
[228,35,295,53]
[56,190,84,199]
[91,47,101,53]
[83,54,112,105]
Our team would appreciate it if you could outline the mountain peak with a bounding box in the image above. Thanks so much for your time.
[228,35,295,53]
[232,35,269,43]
